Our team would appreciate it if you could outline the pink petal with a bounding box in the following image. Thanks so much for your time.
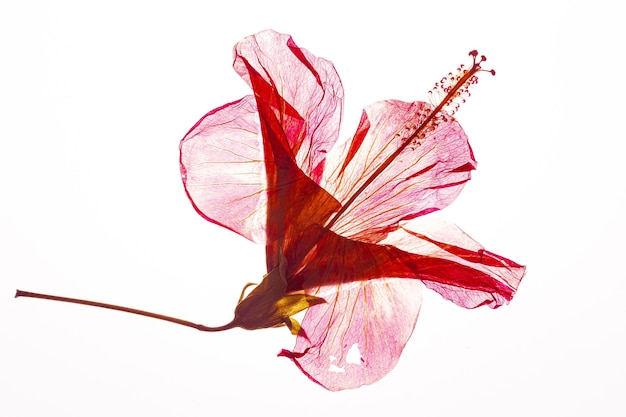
[250,86,341,268]
[287,222,522,309]
[279,220,523,389]
[382,218,525,308]
[322,100,475,243]
[233,30,344,183]
[179,96,267,243]
[280,278,422,391]
[232,30,344,269]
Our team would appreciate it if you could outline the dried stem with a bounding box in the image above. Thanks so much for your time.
[15,290,236,332]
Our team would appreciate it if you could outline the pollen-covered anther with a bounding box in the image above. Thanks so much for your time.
[428,50,495,116]
[404,123,418,136]
[469,50,496,76]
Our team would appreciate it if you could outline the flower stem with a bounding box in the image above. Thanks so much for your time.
[15,290,236,332]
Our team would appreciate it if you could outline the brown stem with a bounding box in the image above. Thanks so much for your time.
[15,290,236,332]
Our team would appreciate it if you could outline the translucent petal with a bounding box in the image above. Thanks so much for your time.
[382,217,525,308]
[179,96,266,243]
[287,222,522,309]
[232,30,344,269]
[280,218,523,389]
[280,278,422,391]
[233,30,344,183]
[323,100,475,243]
[180,30,344,251]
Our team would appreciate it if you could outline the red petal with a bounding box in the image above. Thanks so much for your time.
[322,100,475,243]
[383,218,526,308]
[280,221,523,389]
[288,223,522,309]
[280,278,422,391]
[232,31,344,269]
[233,30,343,183]
[179,96,267,243]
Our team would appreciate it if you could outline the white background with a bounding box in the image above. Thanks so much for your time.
[2,1,624,416]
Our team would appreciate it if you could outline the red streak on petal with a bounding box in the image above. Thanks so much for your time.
[402,228,524,269]
[339,112,371,173]
[405,162,437,180]
[450,161,476,173]
[277,348,326,387]
[285,226,520,310]
[287,38,324,88]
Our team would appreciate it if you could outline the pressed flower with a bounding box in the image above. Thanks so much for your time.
[180,30,524,390]
[17,30,525,391]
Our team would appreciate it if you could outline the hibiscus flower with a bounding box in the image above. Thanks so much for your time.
[16,29,525,392]
[179,29,526,390]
